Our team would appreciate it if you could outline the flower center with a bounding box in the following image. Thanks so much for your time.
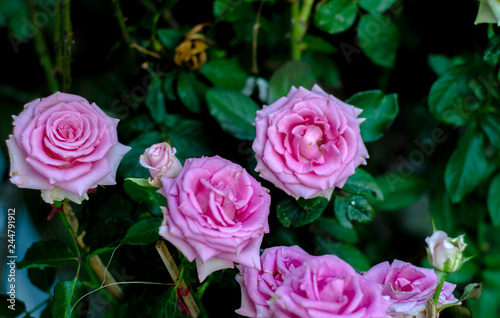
[298,125,324,160]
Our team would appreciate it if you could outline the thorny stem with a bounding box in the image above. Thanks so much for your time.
[251,1,264,74]
[112,0,131,47]
[62,0,73,92]
[433,270,447,306]
[290,0,315,60]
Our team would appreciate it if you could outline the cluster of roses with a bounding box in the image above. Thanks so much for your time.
[6,86,461,317]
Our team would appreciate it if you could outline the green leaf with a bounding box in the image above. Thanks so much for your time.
[334,194,374,228]
[86,246,117,259]
[157,28,183,49]
[121,217,163,245]
[276,197,329,228]
[28,267,57,293]
[145,75,168,124]
[428,54,467,76]
[357,14,399,68]
[358,0,396,13]
[17,240,78,269]
[168,119,214,161]
[177,71,201,113]
[302,52,341,88]
[123,178,167,217]
[428,64,474,126]
[460,283,482,301]
[314,0,357,34]
[83,218,131,253]
[151,286,178,317]
[267,61,316,104]
[52,280,88,318]
[118,131,163,178]
[373,174,426,211]
[346,90,399,142]
[445,129,496,203]
[488,174,500,226]
[206,88,259,140]
[444,305,472,318]
[200,59,247,89]
[484,34,500,65]
[214,0,253,22]
[0,293,26,318]
[342,168,383,201]
[312,217,359,243]
[313,236,371,271]
[303,34,338,53]
[163,69,179,101]
[480,114,500,149]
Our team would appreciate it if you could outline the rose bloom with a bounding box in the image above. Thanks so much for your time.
[475,0,500,26]
[139,142,182,187]
[6,92,130,204]
[158,156,271,282]
[253,85,369,200]
[235,245,312,318]
[363,260,458,317]
[269,255,391,318]
[426,231,467,273]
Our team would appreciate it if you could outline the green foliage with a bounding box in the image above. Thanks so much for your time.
[0,293,26,318]
[168,118,214,161]
[177,71,202,113]
[121,217,163,245]
[346,90,399,142]
[358,0,396,13]
[374,174,426,211]
[276,197,329,228]
[267,61,316,104]
[357,14,399,68]
[314,0,357,34]
[342,168,384,201]
[17,240,78,269]
[145,75,168,124]
[334,194,374,228]
[488,174,500,226]
[200,59,247,89]
[124,178,167,217]
[118,131,164,178]
[52,280,88,318]
[157,28,183,49]
[28,267,57,293]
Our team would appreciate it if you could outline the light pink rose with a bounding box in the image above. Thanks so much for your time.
[139,142,182,187]
[158,155,271,282]
[270,255,391,318]
[235,245,312,318]
[6,92,131,204]
[426,231,467,273]
[363,260,458,317]
[252,85,369,200]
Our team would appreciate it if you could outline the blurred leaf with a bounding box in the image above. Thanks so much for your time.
[17,240,77,269]
[480,114,500,149]
[86,246,117,259]
[445,305,473,318]
[28,267,56,293]
[83,218,131,253]
[358,0,396,13]
[8,3,29,41]
[0,293,26,317]
[346,90,399,142]
[312,217,359,243]
[123,178,167,217]
[314,0,357,34]
[151,286,178,318]
[313,236,370,271]
[460,283,482,301]
[200,59,247,89]
[145,76,168,124]
[357,14,399,68]
[374,174,426,211]
[302,52,341,88]
[428,64,475,126]
[445,129,495,203]
[206,88,259,140]
[303,34,337,53]
[177,71,202,113]
[121,217,162,245]
[168,119,214,161]
[267,61,316,104]
[334,194,374,228]
[428,54,466,76]
[342,168,384,201]
[119,114,156,139]
[163,69,179,101]
[52,280,87,318]
[118,131,164,178]
[41,302,52,318]
[157,28,183,49]
[214,0,253,22]
[488,174,500,226]
[484,34,500,65]
[429,186,455,233]
[277,197,329,228]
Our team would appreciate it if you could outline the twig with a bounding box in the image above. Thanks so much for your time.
[54,0,62,77]
[62,0,73,92]
[251,1,264,74]
[156,240,200,318]
[130,42,162,59]
[112,0,131,47]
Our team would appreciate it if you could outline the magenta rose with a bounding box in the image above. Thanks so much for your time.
[270,255,391,318]
[363,260,458,317]
[6,92,130,204]
[139,142,182,187]
[253,85,369,200]
[158,155,271,282]
[235,245,312,318]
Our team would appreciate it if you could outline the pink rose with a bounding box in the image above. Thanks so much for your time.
[235,245,312,318]
[270,255,391,318]
[426,231,467,273]
[6,92,130,204]
[363,260,458,317]
[158,155,271,282]
[253,85,369,200]
[139,142,182,187]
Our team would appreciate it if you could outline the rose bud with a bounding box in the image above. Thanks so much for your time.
[139,142,182,187]
[425,230,469,273]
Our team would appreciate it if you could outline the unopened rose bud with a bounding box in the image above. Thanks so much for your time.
[425,230,468,273]
[475,0,500,26]
[139,142,182,187]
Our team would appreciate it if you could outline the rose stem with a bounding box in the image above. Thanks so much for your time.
[62,0,73,93]
[251,1,264,74]
[28,0,59,93]
[54,0,63,79]
[112,0,132,48]
[62,202,124,300]
[432,269,447,306]
[290,0,314,61]
[156,240,200,318]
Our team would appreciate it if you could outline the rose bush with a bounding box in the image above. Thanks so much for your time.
[139,142,182,187]
[6,92,130,204]
[158,155,271,281]
[363,260,458,317]
[269,254,391,318]
[253,85,369,200]
[235,245,312,317]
